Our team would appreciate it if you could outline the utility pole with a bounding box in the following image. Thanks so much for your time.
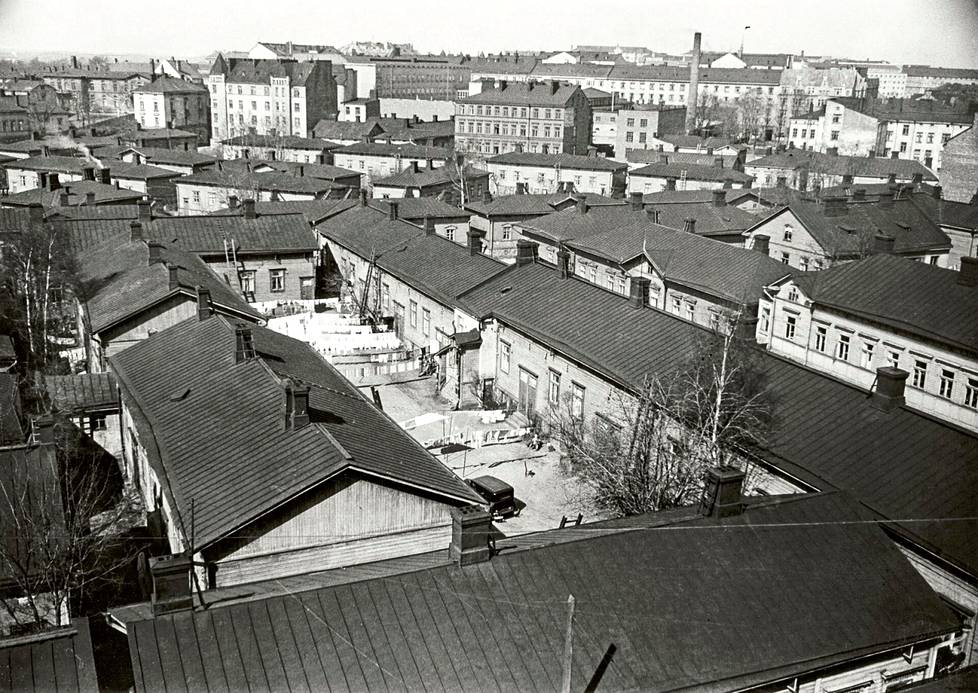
[561,594,576,693]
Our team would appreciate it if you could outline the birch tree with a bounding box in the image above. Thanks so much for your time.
[550,311,774,516]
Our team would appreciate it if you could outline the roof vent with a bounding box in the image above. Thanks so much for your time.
[286,381,310,430]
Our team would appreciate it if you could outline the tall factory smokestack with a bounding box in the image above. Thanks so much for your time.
[686,32,701,135]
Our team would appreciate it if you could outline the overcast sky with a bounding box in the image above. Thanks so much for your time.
[1,0,976,67]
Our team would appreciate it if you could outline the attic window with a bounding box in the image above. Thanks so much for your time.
[500,286,512,294]
[837,224,858,234]
[168,387,190,402]
[895,222,911,230]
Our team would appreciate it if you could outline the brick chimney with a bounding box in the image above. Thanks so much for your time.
[699,466,745,518]
[28,203,44,223]
[852,188,866,201]
[482,189,492,204]
[138,199,152,220]
[228,194,239,210]
[423,216,435,235]
[243,198,257,219]
[48,173,60,191]
[130,221,144,242]
[100,168,111,185]
[557,246,571,278]
[630,191,643,210]
[685,32,701,134]
[196,286,212,321]
[665,177,677,191]
[776,176,787,189]
[629,276,650,308]
[235,324,256,362]
[147,241,164,264]
[873,232,896,254]
[167,263,179,290]
[712,189,725,207]
[870,367,908,412]
[887,172,896,184]
[286,382,310,430]
[449,505,492,566]
[576,196,588,215]
[149,553,194,616]
[38,172,49,189]
[931,185,942,200]
[959,257,978,287]
[466,228,485,255]
[752,234,770,256]
[389,199,399,220]
[515,238,537,266]
[58,191,70,206]
[82,166,96,181]
[85,191,96,205]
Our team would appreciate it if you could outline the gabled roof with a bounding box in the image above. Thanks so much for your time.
[208,198,358,225]
[76,238,261,333]
[659,135,735,150]
[462,80,583,106]
[626,149,740,168]
[311,119,385,141]
[126,491,958,692]
[457,260,978,575]
[630,161,754,183]
[366,197,468,221]
[61,213,318,256]
[746,149,938,180]
[645,199,771,237]
[791,253,978,354]
[105,161,183,180]
[519,204,639,243]
[2,155,91,174]
[115,146,216,167]
[331,141,452,159]
[465,193,559,217]
[133,76,207,94]
[321,206,507,306]
[126,127,199,142]
[757,195,951,257]
[221,133,340,150]
[43,372,119,415]
[0,181,144,208]
[487,151,627,172]
[109,316,479,548]
[223,159,359,182]
[909,191,978,231]
[568,222,795,305]
[372,164,486,189]
[175,169,341,194]
[832,97,975,125]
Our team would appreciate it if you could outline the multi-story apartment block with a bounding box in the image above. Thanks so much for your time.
[862,64,907,98]
[744,150,936,191]
[778,63,868,115]
[788,98,972,171]
[613,106,686,159]
[133,76,210,143]
[206,54,338,143]
[903,65,978,95]
[756,253,978,433]
[938,113,978,204]
[40,63,149,122]
[331,142,451,187]
[345,54,471,100]
[455,80,591,157]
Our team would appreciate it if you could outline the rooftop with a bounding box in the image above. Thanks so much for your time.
[331,141,452,159]
[630,161,754,183]
[463,80,584,106]
[746,149,938,180]
[221,133,340,150]
[133,76,207,94]
[832,97,975,125]
[487,151,627,172]
[0,181,144,208]
[372,164,487,189]
[109,316,480,548]
[0,619,100,692]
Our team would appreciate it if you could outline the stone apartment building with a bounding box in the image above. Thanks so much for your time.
[133,76,210,143]
[206,55,338,143]
[903,65,978,95]
[40,66,149,122]
[613,105,686,159]
[455,80,592,158]
[485,151,627,196]
[788,97,973,170]
[756,253,978,433]
[744,149,937,190]
[331,142,451,188]
[939,113,978,204]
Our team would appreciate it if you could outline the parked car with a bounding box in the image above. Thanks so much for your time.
[466,475,518,519]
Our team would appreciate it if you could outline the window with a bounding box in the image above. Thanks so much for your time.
[409,300,418,328]
[836,333,850,361]
[759,307,770,333]
[780,251,790,264]
[899,142,907,153]
[902,124,909,136]
[625,131,634,143]
[445,226,456,242]
[830,130,840,141]
[548,370,561,406]
[571,382,585,420]
[269,268,285,292]
[886,349,901,369]
[239,270,255,294]
[861,340,875,368]
[939,369,954,399]
[784,313,797,340]
[502,225,512,241]
[500,340,511,373]
[783,225,793,241]
[814,325,827,352]
[684,301,695,321]
[912,359,928,389]
[421,308,431,337]
[382,283,390,308]
[965,378,978,409]
[671,296,682,314]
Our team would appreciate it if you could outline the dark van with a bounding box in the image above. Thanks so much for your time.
[466,475,518,519]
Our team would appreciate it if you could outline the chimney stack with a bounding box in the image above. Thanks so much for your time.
[228,194,239,209]
[147,241,164,264]
[138,199,152,220]
[887,172,896,184]
[466,228,485,256]
[48,173,60,191]
[39,172,49,189]
[59,191,70,206]
[449,505,493,566]
[32,415,55,446]
[576,196,588,215]
[287,383,310,430]
[482,189,492,204]
[752,234,770,256]
[931,185,942,200]
[85,191,96,206]
[196,286,212,321]
[234,324,256,362]
[776,176,787,189]
[629,191,643,210]
[629,276,651,308]
[712,189,725,207]
[388,200,400,220]
[243,198,257,219]
[82,166,96,181]
[665,177,677,191]
[149,553,194,616]
[852,188,866,201]
[823,196,847,217]
[515,238,537,266]
[167,263,179,290]
[28,203,44,223]
[423,215,435,235]
[646,207,661,224]
[699,466,745,518]
[873,232,895,254]
[557,246,571,278]
[99,168,111,185]
[130,220,144,242]
[685,32,701,134]
[411,160,419,173]
[958,256,978,287]
[870,367,908,412]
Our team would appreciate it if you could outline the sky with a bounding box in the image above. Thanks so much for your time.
[0,0,976,68]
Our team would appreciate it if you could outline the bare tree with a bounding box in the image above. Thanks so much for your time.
[550,311,773,516]
[0,417,141,635]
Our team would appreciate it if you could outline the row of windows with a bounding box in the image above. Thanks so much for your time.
[213,84,300,98]
[498,341,586,418]
[227,99,300,113]
[235,269,286,293]
[407,300,432,337]
[496,169,599,187]
[459,120,562,138]
[459,140,562,155]
[461,105,563,119]
[767,311,978,409]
